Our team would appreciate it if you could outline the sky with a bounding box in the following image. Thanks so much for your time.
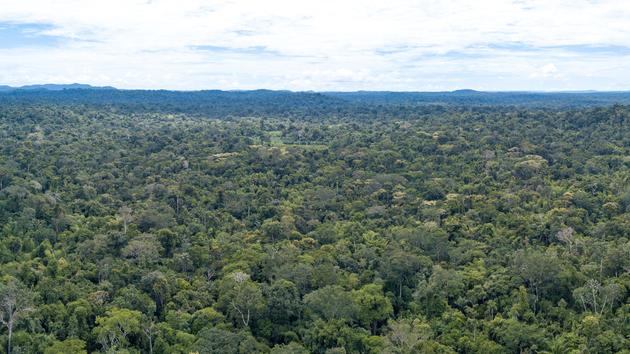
[0,0,629,91]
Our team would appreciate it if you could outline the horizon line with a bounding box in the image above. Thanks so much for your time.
[2,83,630,94]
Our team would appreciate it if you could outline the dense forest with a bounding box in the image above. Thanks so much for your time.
[4,89,630,117]
[1,92,630,353]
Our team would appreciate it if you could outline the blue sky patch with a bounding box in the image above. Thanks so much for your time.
[191,45,282,56]
[484,42,630,55]
[0,22,61,48]
[547,44,630,55]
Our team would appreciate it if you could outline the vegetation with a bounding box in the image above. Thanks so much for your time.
[0,94,630,353]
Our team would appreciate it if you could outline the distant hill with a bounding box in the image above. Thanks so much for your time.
[0,83,116,91]
[323,90,630,107]
[451,89,479,94]
[1,86,630,118]
[0,88,348,118]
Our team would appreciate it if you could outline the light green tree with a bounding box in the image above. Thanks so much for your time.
[92,307,142,353]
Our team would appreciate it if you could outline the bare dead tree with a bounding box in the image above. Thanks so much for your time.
[118,206,134,235]
[0,280,34,354]
[556,227,576,254]
[142,319,158,354]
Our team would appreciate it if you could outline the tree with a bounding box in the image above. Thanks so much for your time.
[266,279,302,325]
[191,307,225,334]
[351,284,393,333]
[142,318,159,354]
[413,265,464,318]
[92,307,142,352]
[262,219,289,242]
[44,338,87,354]
[118,205,133,235]
[141,271,170,315]
[122,234,163,265]
[303,319,372,354]
[0,163,12,191]
[379,247,429,308]
[190,327,241,353]
[112,285,157,315]
[270,341,310,354]
[573,279,623,315]
[0,280,34,354]
[190,327,267,354]
[556,227,576,254]
[304,285,356,322]
[512,249,560,311]
[489,316,546,353]
[218,272,266,327]
[383,318,432,353]
[136,203,176,232]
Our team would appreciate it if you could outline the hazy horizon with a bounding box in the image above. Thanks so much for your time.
[1,1,630,91]
[2,83,630,94]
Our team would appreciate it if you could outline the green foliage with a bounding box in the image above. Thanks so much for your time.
[190,327,267,354]
[92,308,142,352]
[304,286,356,321]
[351,284,393,333]
[1,101,630,352]
[44,338,87,354]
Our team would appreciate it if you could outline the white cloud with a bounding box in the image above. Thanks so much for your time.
[530,63,560,79]
[0,0,629,90]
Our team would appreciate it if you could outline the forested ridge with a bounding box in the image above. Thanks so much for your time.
[1,97,630,353]
[4,89,630,117]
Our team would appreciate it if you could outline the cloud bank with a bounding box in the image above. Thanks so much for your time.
[0,0,629,90]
